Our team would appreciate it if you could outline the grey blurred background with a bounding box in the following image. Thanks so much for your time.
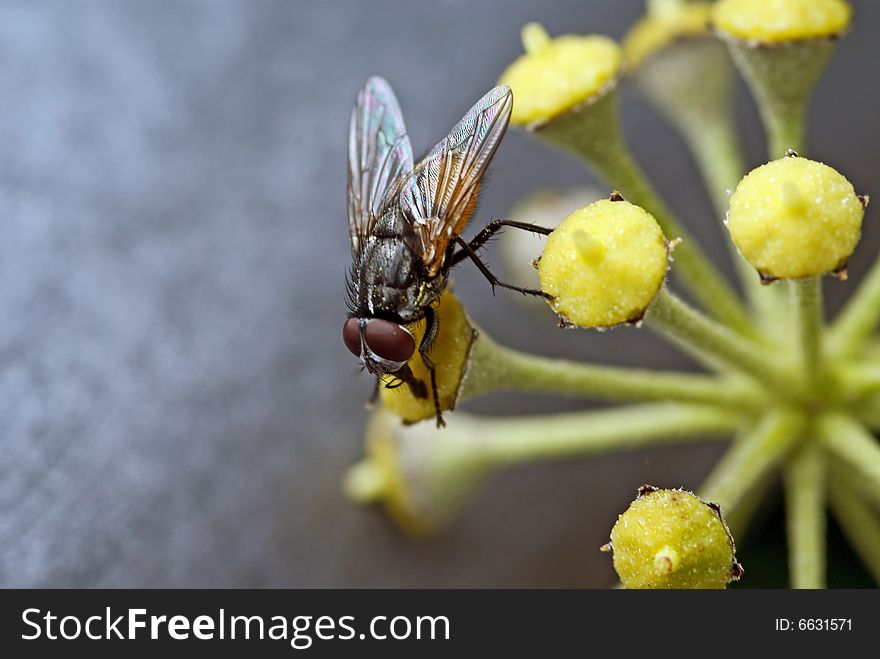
[1,0,877,587]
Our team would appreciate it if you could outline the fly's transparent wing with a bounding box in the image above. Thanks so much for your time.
[347,76,413,257]
[397,85,513,276]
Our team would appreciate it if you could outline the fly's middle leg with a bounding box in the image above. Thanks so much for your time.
[451,219,553,264]
[451,231,553,299]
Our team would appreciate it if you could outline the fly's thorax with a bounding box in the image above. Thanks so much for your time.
[366,276,445,324]
[353,206,447,321]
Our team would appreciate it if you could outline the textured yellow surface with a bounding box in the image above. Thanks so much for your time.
[357,410,424,535]
[610,489,738,589]
[726,156,864,279]
[499,23,621,126]
[538,199,668,328]
[380,291,475,423]
[623,2,713,70]
[713,0,851,43]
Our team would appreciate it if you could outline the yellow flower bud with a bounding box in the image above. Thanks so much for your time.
[498,23,621,127]
[343,410,420,533]
[726,154,866,279]
[623,1,713,71]
[343,409,491,536]
[380,291,476,424]
[606,486,742,589]
[713,0,852,44]
[538,195,668,328]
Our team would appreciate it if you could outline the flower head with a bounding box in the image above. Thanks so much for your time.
[343,409,492,536]
[713,0,851,44]
[606,485,742,589]
[623,1,713,71]
[498,23,621,127]
[380,291,476,424]
[538,194,669,328]
[726,153,865,279]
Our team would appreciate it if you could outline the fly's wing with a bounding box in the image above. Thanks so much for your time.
[397,85,513,277]
[347,76,414,258]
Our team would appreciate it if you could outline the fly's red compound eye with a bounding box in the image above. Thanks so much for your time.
[363,319,415,364]
[342,318,362,357]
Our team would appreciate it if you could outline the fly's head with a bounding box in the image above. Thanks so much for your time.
[342,315,417,377]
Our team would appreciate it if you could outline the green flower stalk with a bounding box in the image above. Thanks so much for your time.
[785,444,826,588]
[713,0,852,158]
[622,0,779,318]
[827,468,880,583]
[345,407,742,537]
[623,1,738,215]
[345,0,880,589]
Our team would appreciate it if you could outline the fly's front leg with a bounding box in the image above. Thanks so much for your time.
[452,234,553,299]
[387,363,427,399]
[418,306,445,428]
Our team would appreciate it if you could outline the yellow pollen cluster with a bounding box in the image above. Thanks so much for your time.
[380,291,475,423]
[608,488,740,589]
[499,23,621,126]
[622,1,713,71]
[538,198,668,328]
[713,0,852,44]
[726,155,864,279]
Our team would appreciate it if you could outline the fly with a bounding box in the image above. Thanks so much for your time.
[343,77,551,427]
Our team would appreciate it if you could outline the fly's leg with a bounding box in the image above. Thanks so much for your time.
[450,219,553,268]
[451,220,553,266]
[452,233,553,299]
[388,363,428,400]
[418,306,445,428]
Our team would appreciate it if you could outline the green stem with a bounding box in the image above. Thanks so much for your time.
[835,363,880,397]
[471,403,741,466]
[462,332,763,410]
[765,106,806,159]
[863,339,880,362]
[346,404,742,528]
[791,277,824,384]
[818,414,880,510]
[827,473,880,584]
[688,122,785,317]
[686,122,743,218]
[700,410,803,513]
[630,33,784,323]
[851,365,880,391]
[724,38,835,160]
[722,468,775,540]
[647,288,789,388]
[686,116,789,333]
[784,443,826,588]
[854,397,880,432]
[828,252,880,359]
[533,89,753,336]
